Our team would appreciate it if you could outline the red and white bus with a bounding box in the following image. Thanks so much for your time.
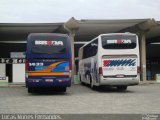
[78,33,140,90]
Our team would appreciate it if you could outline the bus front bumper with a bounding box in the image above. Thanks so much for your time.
[26,77,71,87]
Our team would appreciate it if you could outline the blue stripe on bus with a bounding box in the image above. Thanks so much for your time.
[103,59,136,67]
[51,62,69,72]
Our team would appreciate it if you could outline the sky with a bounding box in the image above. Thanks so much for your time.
[0,0,160,23]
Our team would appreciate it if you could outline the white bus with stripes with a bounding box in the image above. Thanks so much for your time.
[78,33,140,90]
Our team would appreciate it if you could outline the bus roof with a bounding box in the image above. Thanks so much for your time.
[27,33,69,39]
[100,32,137,36]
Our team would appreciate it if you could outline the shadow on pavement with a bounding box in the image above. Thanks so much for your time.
[83,84,135,93]
[95,86,134,93]
[27,88,69,96]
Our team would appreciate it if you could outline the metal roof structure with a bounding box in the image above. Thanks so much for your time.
[0,18,159,43]
[0,23,63,41]
[75,19,154,41]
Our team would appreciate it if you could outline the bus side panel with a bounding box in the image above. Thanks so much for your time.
[79,58,90,84]
[79,55,99,85]
[90,56,100,86]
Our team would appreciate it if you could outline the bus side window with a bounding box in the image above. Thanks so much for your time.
[82,39,98,59]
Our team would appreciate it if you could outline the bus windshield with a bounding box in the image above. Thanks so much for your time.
[101,35,136,49]
[31,37,66,54]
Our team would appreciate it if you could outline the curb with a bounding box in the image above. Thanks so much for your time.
[139,81,160,85]
[0,83,25,87]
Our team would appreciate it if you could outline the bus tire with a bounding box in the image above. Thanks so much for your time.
[79,74,82,82]
[117,86,127,90]
[28,87,33,93]
[79,74,85,85]
[90,75,96,90]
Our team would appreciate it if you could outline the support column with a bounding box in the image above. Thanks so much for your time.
[64,17,79,83]
[139,32,147,81]
[69,32,75,83]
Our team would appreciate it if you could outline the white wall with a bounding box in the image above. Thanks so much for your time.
[12,64,25,83]
[0,64,6,77]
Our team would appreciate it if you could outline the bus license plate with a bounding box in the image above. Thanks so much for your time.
[116,75,124,78]
[45,79,53,82]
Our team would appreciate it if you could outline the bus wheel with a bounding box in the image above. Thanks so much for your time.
[79,75,85,85]
[117,86,127,90]
[79,74,82,83]
[90,75,96,90]
[28,87,33,93]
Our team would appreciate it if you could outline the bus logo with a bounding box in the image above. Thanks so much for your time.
[107,39,131,44]
[103,59,136,67]
[35,40,63,46]
[47,41,52,46]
